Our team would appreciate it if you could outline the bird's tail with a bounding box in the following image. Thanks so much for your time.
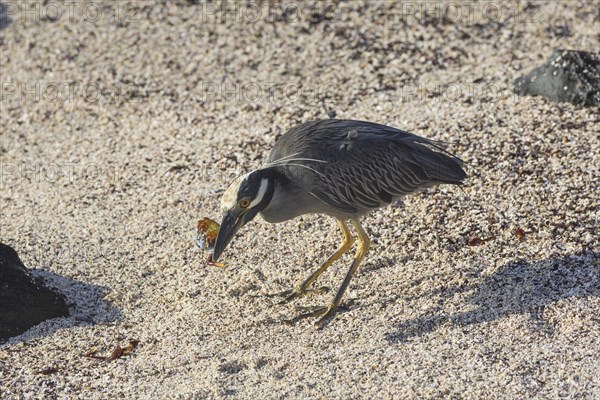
[411,141,467,185]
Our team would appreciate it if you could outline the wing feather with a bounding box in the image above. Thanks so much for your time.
[269,119,466,214]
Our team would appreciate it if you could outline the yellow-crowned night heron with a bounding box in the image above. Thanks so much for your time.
[213,119,466,326]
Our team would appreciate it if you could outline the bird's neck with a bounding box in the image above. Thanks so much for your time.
[258,168,306,223]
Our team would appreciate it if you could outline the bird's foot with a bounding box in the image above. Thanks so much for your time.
[276,285,328,305]
[284,303,343,328]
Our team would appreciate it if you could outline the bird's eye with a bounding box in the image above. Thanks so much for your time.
[239,197,251,208]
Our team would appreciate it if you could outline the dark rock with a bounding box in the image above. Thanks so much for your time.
[0,243,69,342]
[513,49,600,107]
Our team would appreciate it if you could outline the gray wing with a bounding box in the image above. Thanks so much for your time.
[268,119,467,214]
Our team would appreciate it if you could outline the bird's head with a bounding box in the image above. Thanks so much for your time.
[212,168,275,261]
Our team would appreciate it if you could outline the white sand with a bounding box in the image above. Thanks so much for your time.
[1,1,599,398]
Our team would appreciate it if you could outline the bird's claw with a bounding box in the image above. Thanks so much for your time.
[276,286,328,305]
[284,303,345,328]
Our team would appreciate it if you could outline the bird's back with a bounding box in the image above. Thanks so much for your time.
[268,119,466,215]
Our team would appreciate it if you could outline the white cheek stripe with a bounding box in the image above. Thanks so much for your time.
[249,178,268,208]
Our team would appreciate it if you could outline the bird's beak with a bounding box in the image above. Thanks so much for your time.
[212,210,246,261]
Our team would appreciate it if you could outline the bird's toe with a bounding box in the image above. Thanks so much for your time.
[276,286,328,305]
[314,304,339,328]
[283,303,340,327]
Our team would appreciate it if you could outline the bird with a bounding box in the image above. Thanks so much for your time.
[212,119,466,326]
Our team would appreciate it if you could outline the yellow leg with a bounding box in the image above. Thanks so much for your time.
[286,218,371,327]
[280,219,354,303]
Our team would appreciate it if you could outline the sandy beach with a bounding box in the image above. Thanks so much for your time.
[1,1,599,398]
